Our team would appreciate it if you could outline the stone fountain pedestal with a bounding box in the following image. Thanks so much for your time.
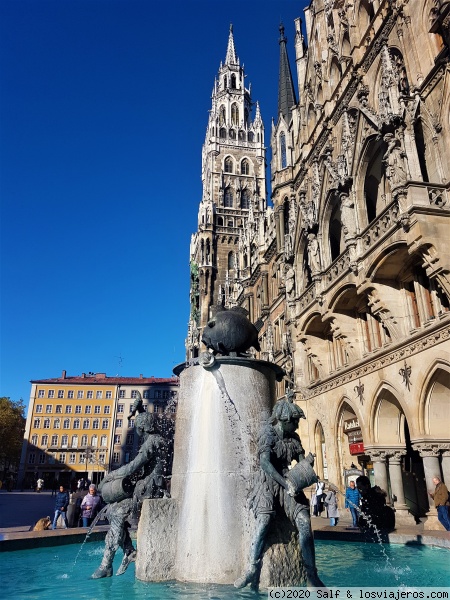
[136,356,304,586]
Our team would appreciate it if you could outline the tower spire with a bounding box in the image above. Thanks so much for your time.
[225,23,238,65]
[278,23,297,123]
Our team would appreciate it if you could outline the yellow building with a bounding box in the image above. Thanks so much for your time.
[18,371,178,489]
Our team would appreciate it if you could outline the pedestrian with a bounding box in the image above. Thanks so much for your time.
[52,484,70,529]
[36,478,44,493]
[345,480,361,527]
[315,479,325,516]
[80,484,102,527]
[324,487,339,526]
[428,476,450,531]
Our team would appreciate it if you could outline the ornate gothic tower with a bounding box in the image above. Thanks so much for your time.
[186,26,266,359]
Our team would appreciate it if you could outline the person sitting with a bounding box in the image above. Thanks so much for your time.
[355,476,395,533]
[80,484,102,527]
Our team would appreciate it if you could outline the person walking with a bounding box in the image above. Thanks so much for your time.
[36,477,44,493]
[429,476,450,531]
[80,484,102,527]
[345,480,361,527]
[315,480,325,516]
[324,487,339,526]
[52,484,70,529]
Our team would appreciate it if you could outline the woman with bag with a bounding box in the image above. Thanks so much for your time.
[324,487,340,526]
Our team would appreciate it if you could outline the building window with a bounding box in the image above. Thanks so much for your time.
[83,419,90,429]
[51,435,58,447]
[35,405,43,414]
[91,434,98,447]
[48,390,55,398]
[117,404,124,413]
[61,435,68,447]
[38,390,44,398]
[116,419,123,428]
[241,159,249,175]
[231,103,239,125]
[68,390,74,399]
[100,435,107,447]
[56,405,63,414]
[128,419,135,428]
[99,452,105,464]
[143,390,149,399]
[46,405,52,414]
[41,434,48,446]
[39,453,46,464]
[71,435,78,448]
[126,433,134,445]
[63,419,70,429]
[75,405,82,414]
[114,434,121,444]
[43,418,51,429]
[81,435,88,446]
[93,419,99,430]
[94,405,101,414]
[113,452,120,464]
[102,419,109,429]
[28,453,35,464]
[87,391,93,399]
[53,418,60,429]
[69,453,76,464]
[119,390,125,399]
[154,390,162,399]
[79,453,86,464]
[65,405,72,414]
[77,390,84,399]
[125,452,130,464]
[59,453,66,463]
[58,390,64,399]
[224,157,233,173]
[85,405,92,414]
[131,390,138,399]
[224,188,233,208]
[104,406,110,414]
[73,419,80,429]
[31,434,38,446]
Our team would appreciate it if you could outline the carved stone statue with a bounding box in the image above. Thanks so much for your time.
[284,265,296,298]
[91,393,167,579]
[234,393,325,589]
[307,233,321,273]
[340,192,356,238]
[383,133,407,187]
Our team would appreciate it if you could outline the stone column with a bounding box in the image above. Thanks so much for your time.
[415,444,441,530]
[388,451,415,525]
[441,448,450,484]
[370,450,390,502]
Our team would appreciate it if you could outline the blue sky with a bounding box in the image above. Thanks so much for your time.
[1,0,306,407]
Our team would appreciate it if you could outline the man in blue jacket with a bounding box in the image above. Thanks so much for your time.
[345,480,361,527]
[52,484,70,529]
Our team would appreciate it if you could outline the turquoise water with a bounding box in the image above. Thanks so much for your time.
[1,540,449,600]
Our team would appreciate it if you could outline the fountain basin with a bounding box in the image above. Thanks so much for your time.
[0,539,449,600]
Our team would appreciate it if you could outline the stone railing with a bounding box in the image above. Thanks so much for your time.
[322,249,351,288]
[361,200,399,253]
[294,283,317,317]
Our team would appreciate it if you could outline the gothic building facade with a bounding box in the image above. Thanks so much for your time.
[187,0,450,529]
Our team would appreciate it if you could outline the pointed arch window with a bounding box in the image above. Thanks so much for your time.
[241,159,249,175]
[223,76,227,90]
[241,189,251,209]
[280,132,287,169]
[224,157,233,173]
[224,188,233,208]
[231,103,239,126]
[228,252,235,270]
[248,131,254,142]
[231,74,237,89]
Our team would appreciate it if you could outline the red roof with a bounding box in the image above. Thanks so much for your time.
[31,374,179,385]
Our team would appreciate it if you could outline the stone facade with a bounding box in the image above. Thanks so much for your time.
[187,1,450,529]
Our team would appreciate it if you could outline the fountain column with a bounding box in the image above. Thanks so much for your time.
[370,449,390,501]
[136,356,284,584]
[415,444,441,530]
[387,451,415,525]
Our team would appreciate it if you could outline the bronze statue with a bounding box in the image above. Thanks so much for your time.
[201,306,261,355]
[91,392,167,578]
[235,391,325,589]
